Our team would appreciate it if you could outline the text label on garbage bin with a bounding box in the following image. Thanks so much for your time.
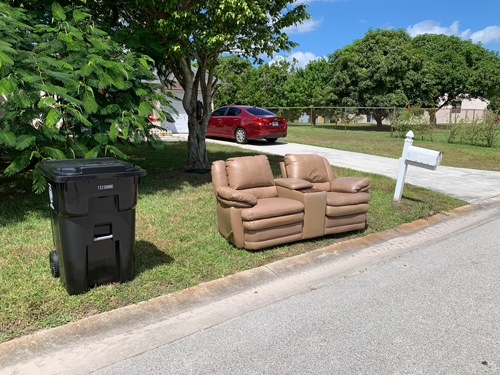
[98,184,114,190]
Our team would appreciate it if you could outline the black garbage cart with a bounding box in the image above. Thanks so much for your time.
[39,157,146,295]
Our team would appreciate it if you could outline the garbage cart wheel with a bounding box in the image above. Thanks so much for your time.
[49,250,60,278]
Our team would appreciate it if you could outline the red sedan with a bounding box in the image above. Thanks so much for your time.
[207,106,287,144]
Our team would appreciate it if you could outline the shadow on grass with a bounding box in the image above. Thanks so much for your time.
[134,240,174,276]
[0,140,280,225]
[127,141,285,196]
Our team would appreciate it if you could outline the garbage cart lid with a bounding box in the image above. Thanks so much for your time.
[39,158,146,182]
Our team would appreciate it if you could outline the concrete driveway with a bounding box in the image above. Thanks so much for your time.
[200,136,500,203]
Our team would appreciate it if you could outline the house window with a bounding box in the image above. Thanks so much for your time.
[451,101,462,114]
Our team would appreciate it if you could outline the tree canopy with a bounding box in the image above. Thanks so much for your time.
[93,0,310,169]
[325,29,429,128]
[0,2,175,191]
[411,33,500,109]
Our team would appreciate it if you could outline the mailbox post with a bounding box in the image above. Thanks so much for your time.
[394,130,443,202]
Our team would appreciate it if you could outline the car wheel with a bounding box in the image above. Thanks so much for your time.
[266,138,277,143]
[234,127,248,144]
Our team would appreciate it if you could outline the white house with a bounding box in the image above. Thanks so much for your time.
[149,69,205,134]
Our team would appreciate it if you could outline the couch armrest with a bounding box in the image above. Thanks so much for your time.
[330,177,370,193]
[275,178,313,190]
[217,186,258,206]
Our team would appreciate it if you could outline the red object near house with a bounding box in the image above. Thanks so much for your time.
[207,105,287,144]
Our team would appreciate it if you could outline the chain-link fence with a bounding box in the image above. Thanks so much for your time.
[264,106,492,126]
[264,106,500,147]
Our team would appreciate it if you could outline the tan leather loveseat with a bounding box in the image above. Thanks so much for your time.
[211,154,371,250]
[280,154,371,236]
[211,155,314,250]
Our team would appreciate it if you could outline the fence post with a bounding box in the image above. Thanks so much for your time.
[311,107,313,130]
[391,107,395,138]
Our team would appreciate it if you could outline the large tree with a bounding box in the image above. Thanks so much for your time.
[89,0,309,170]
[325,29,429,129]
[411,33,500,109]
[0,2,174,191]
[282,58,333,125]
[213,55,253,109]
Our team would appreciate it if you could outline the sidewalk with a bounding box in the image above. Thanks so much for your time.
[165,134,500,203]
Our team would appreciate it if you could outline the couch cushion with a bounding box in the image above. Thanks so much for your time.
[243,213,304,231]
[245,222,303,243]
[241,198,304,221]
[226,155,275,190]
[326,192,371,207]
[326,203,370,217]
[284,154,334,184]
[217,186,257,206]
[330,177,370,193]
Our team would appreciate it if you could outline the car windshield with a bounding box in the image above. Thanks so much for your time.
[245,108,276,116]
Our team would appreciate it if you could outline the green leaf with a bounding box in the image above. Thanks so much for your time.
[52,2,66,21]
[85,146,100,158]
[0,51,15,67]
[73,9,90,22]
[94,133,108,145]
[105,145,128,159]
[32,167,47,194]
[41,146,66,159]
[136,88,148,96]
[101,104,120,115]
[4,150,31,176]
[109,120,119,140]
[38,97,57,108]
[82,89,98,114]
[69,140,89,157]
[46,108,62,127]
[121,125,129,139]
[15,135,36,151]
[65,107,92,127]
[138,101,152,117]
[0,130,17,147]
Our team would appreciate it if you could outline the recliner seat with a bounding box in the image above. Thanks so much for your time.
[280,154,371,235]
[211,155,309,250]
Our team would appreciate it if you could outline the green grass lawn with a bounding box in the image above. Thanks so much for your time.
[0,141,466,343]
[286,123,500,171]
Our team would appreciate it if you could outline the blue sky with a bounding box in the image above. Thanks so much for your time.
[273,0,500,68]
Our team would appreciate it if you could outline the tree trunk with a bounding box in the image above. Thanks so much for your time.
[186,114,209,170]
[374,115,384,130]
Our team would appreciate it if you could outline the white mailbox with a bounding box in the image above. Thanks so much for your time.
[394,130,443,201]
[405,145,442,170]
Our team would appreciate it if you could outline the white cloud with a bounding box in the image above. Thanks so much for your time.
[271,52,323,69]
[359,19,368,23]
[407,20,500,45]
[283,18,323,34]
[407,20,461,37]
[468,26,500,44]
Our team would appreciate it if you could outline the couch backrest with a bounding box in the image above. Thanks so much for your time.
[213,155,278,199]
[283,154,334,191]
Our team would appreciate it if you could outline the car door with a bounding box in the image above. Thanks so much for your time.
[223,107,242,136]
[208,107,228,136]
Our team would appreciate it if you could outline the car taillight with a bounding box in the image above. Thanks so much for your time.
[252,118,270,125]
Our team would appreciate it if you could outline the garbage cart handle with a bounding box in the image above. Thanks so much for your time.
[94,234,113,242]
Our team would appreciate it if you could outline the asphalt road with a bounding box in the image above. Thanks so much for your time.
[93,206,500,374]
